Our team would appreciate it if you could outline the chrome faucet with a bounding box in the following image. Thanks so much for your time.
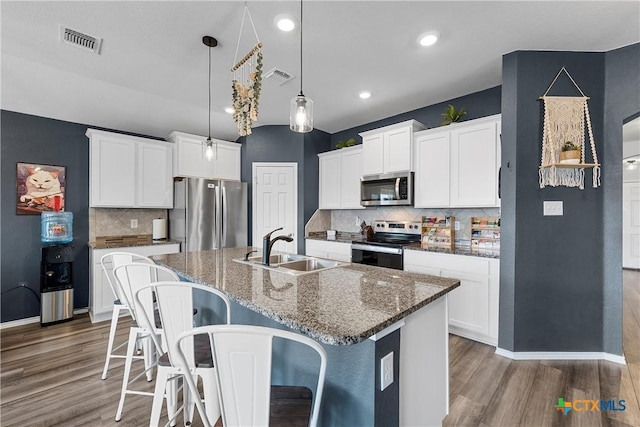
[262,227,294,266]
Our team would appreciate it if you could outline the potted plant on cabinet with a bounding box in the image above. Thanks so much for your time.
[559,141,581,164]
[336,138,356,149]
[440,104,467,126]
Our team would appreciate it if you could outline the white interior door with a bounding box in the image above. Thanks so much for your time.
[252,163,297,254]
[623,181,640,269]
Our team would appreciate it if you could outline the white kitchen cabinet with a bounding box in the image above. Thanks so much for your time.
[318,145,364,210]
[87,129,173,208]
[305,239,351,262]
[404,249,500,346]
[167,131,241,181]
[414,129,451,207]
[359,120,427,175]
[414,115,501,208]
[89,244,180,323]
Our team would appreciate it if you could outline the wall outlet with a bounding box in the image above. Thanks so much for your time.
[355,216,361,226]
[455,220,460,231]
[130,219,138,228]
[380,351,394,391]
[543,201,563,216]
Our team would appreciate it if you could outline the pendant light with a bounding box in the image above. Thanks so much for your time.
[290,0,313,133]
[203,35,218,161]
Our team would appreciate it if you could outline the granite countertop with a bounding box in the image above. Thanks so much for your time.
[153,247,459,346]
[306,232,500,259]
[89,234,180,249]
[403,243,500,259]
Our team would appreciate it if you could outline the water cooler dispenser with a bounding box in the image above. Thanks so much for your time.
[40,212,74,325]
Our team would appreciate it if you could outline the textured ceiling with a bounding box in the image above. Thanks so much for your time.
[1,1,639,142]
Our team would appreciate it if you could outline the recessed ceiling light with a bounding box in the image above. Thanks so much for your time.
[359,91,372,99]
[418,31,439,47]
[224,106,234,114]
[274,14,296,32]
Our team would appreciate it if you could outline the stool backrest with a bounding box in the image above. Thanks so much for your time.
[113,263,178,337]
[101,252,154,320]
[136,281,231,368]
[174,324,327,427]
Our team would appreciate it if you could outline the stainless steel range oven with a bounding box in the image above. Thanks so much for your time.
[351,220,421,270]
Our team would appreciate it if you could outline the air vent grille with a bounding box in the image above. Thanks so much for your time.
[264,67,294,85]
[60,25,102,54]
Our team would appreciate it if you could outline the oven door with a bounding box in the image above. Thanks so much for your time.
[351,243,403,270]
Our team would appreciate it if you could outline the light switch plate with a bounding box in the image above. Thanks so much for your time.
[381,351,393,391]
[543,201,563,216]
[130,219,139,228]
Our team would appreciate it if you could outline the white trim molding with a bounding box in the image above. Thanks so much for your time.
[495,347,626,365]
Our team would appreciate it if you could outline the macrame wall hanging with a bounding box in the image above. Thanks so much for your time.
[231,4,263,136]
[539,67,600,190]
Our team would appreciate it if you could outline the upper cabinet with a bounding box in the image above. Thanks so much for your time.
[318,145,365,210]
[359,119,427,175]
[414,115,501,208]
[166,131,241,181]
[87,129,173,208]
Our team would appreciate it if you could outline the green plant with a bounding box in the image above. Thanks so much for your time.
[561,141,580,152]
[440,104,467,126]
[336,138,356,149]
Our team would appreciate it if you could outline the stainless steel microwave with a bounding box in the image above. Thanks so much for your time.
[360,172,414,206]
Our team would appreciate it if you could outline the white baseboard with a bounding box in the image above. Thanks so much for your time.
[0,308,89,330]
[495,347,626,365]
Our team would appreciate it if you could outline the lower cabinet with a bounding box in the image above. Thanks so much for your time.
[404,249,499,346]
[305,239,351,262]
[89,244,180,323]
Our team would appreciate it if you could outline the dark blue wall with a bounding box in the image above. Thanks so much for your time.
[331,86,502,149]
[0,111,166,323]
[499,44,639,355]
[1,111,90,322]
[239,125,331,253]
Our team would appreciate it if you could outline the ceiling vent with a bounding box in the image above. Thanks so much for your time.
[264,67,294,85]
[59,25,102,54]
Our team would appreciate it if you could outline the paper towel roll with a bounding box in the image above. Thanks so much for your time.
[152,218,167,240]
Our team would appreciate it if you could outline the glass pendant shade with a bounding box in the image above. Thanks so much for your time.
[290,93,313,133]
[203,137,217,161]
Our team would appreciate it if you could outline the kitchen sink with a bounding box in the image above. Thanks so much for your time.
[277,258,341,272]
[246,254,307,264]
[233,254,346,275]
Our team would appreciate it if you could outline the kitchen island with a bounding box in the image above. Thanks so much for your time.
[154,247,459,426]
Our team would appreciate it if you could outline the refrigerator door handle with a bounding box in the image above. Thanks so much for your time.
[221,185,227,247]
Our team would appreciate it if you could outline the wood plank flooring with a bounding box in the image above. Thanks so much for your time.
[1,270,638,426]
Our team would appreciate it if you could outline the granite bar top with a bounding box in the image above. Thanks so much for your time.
[153,247,459,346]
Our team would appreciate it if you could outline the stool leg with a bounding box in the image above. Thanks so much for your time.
[149,367,169,427]
[101,304,122,380]
[203,370,220,427]
[115,327,139,422]
[142,336,155,382]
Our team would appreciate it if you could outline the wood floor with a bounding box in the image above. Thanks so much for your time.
[1,270,638,427]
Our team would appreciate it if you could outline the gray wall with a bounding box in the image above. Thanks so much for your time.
[499,44,639,355]
[239,125,331,254]
[1,111,90,322]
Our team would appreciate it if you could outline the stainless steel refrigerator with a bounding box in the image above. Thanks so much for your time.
[169,178,247,252]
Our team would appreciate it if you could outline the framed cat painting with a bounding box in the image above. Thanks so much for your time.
[16,163,66,215]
